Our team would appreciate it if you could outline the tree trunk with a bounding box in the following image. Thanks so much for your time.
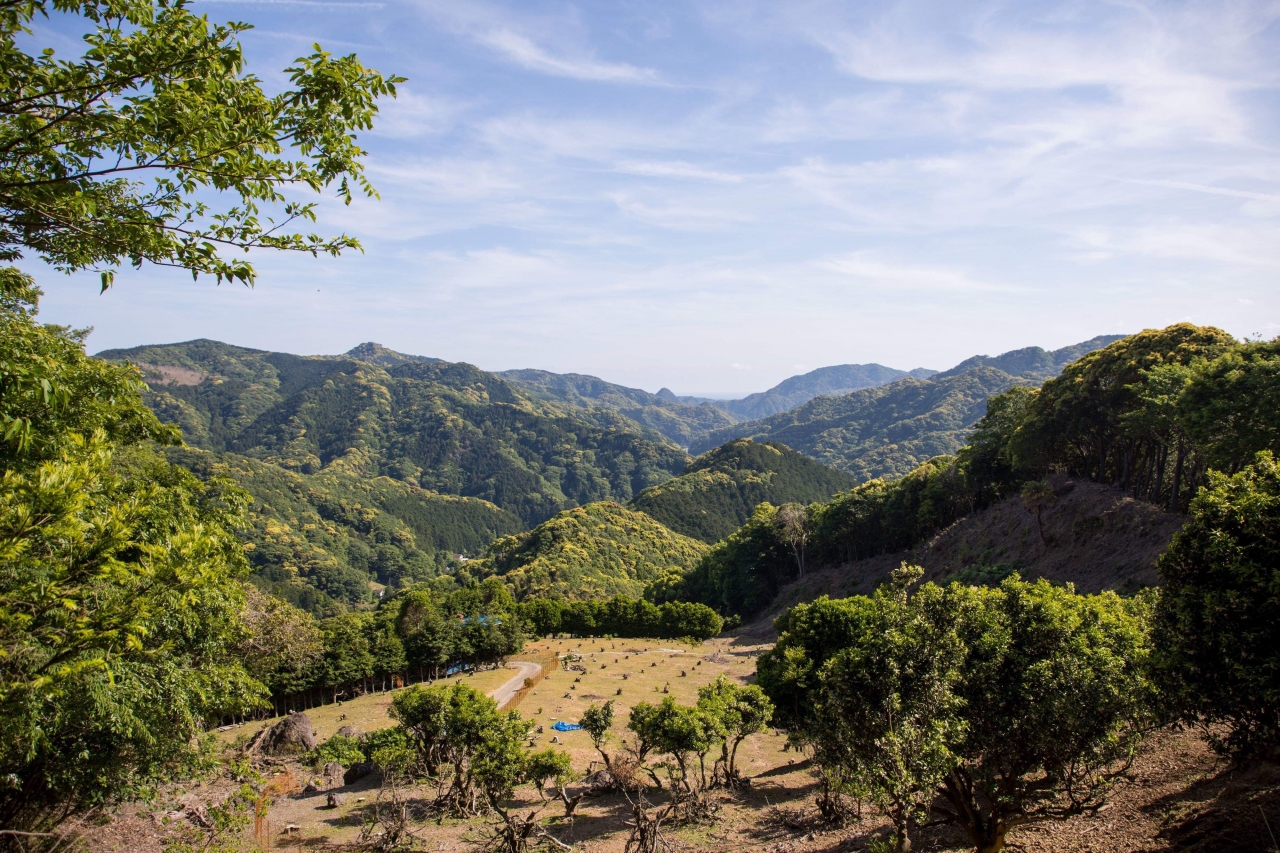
[1169,440,1186,513]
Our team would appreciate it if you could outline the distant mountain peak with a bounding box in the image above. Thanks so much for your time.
[343,342,441,367]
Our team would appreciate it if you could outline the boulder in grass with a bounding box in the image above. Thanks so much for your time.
[326,792,346,809]
[258,712,316,756]
[336,724,359,738]
[323,762,345,784]
[343,761,375,786]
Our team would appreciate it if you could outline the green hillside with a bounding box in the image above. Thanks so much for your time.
[690,367,1025,481]
[472,501,708,601]
[498,367,738,446]
[167,448,522,612]
[628,439,856,542]
[932,335,1126,380]
[689,336,1124,480]
[97,340,690,526]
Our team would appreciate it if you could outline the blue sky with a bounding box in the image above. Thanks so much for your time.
[30,0,1280,396]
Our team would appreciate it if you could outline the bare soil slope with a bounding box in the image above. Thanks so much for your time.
[759,475,1183,633]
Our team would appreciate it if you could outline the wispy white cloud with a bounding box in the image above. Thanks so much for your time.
[616,161,746,183]
[472,28,659,83]
[416,0,661,84]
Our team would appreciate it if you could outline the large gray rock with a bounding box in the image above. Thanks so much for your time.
[257,713,316,756]
[343,761,375,785]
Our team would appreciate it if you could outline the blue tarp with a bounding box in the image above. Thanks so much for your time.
[551,721,582,732]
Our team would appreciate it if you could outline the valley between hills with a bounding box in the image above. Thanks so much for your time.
[13,314,1280,853]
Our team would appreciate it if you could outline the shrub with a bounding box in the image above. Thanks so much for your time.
[1153,451,1280,758]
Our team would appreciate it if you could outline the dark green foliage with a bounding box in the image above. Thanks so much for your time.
[475,501,707,601]
[1153,452,1280,758]
[1008,324,1236,510]
[519,594,723,641]
[391,578,524,681]
[691,368,1028,481]
[763,570,1153,853]
[498,367,739,446]
[1176,340,1280,474]
[629,439,855,542]
[679,455,974,619]
[677,503,797,619]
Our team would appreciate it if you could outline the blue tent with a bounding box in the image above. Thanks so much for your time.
[551,721,582,732]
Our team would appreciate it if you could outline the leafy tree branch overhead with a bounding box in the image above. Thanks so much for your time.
[0,0,402,289]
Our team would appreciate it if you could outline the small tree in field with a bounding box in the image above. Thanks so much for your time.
[1153,451,1280,758]
[696,676,773,786]
[390,683,530,817]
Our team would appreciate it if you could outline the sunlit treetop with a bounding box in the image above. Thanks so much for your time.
[0,0,402,289]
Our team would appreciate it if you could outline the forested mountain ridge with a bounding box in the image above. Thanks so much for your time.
[97,340,691,527]
[472,501,708,601]
[932,334,1126,380]
[690,367,1027,480]
[628,439,856,542]
[689,335,1124,479]
[497,366,738,446]
[716,362,938,420]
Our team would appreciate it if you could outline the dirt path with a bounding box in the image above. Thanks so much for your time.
[489,660,541,709]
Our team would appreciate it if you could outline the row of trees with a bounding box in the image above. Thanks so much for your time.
[241,583,726,719]
[517,595,722,641]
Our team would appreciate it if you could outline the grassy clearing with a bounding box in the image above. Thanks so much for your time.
[220,664,523,748]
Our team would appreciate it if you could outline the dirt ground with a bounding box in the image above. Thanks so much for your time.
[86,634,1280,853]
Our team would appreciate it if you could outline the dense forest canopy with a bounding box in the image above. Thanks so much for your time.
[473,501,708,601]
[97,340,691,526]
[629,439,855,543]
[169,448,521,611]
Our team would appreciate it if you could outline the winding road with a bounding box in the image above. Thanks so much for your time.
[488,661,542,709]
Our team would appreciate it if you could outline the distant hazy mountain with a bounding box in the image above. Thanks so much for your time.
[715,363,937,421]
[689,335,1126,480]
[497,368,737,446]
[690,368,1023,480]
[629,439,856,543]
[932,336,1126,381]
